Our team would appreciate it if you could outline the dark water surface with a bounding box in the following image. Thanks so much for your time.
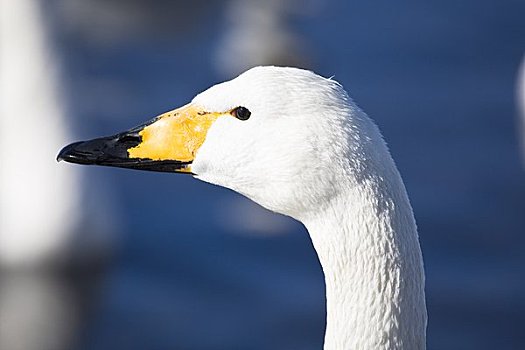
[49,1,525,349]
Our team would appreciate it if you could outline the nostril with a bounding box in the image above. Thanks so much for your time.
[118,133,141,143]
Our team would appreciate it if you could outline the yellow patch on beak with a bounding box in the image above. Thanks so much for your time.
[128,104,222,169]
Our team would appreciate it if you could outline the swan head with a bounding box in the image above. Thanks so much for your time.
[58,66,379,219]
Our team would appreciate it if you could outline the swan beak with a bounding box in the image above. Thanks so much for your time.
[57,104,221,173]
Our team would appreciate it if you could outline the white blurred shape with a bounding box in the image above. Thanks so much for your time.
[0,0,111,267]
[215,0,312,77]
[517,55,525,167]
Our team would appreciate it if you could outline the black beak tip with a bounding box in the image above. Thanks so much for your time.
[56,141,100,165]
[57,141,80,162]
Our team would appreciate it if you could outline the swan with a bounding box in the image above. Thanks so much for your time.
[58,66,427,349]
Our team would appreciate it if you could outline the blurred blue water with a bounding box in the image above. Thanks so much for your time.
[52,0,525,349]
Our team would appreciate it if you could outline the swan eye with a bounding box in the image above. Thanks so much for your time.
[231,106,251,121]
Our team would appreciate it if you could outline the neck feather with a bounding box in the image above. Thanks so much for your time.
[302,167,427,350]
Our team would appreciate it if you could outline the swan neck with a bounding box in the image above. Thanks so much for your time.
[303,182,427,350]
